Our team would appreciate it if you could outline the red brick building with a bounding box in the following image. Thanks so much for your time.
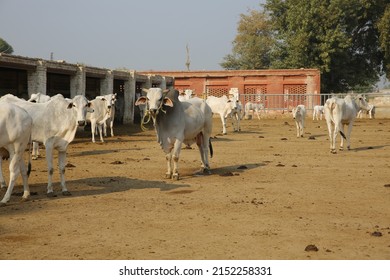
[141,69,320,95]
[141,69,321,111]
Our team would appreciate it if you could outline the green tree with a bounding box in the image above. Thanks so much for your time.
[0,38,14,54]
[222,0,389,92]
[377,4,390,79]
[220,9,275,70]
[265,0,390,92]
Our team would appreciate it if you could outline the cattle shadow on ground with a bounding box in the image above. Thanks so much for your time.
[7,176,187,205]
[307,134,327,138]
[209,162,266,176]
[210,136,235,142]
[351,145,389,152]
[232,130,265,135]
[70,148,142,157]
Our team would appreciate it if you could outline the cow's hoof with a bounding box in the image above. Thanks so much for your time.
[47,192,57,198]
[62,191,72,196]
[172,174,180,180]
[32,156,38,160]
[202,168,211,175]
[0,202,7,207]
[165,173,172,179]
[20,196,30,202]
[330,149,337,154]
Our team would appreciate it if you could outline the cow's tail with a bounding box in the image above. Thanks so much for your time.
[27,135,32,177]
[339,131,347,140]
[209,138,213,158]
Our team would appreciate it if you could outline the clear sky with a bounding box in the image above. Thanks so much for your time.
[0,0,264,71]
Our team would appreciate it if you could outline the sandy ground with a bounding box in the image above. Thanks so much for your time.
[0,114,389,260]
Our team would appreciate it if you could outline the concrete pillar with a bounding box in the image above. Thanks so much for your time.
[70,65,86,98]
[144,75,152,89]
[123,71,136,124]
[160,77,167,90]
[101,70,114,94]
[27,60,46,97]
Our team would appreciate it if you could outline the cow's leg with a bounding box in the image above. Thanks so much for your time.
[196,133,211,174]
[326,118,337,153]
[110,119,114,137]
[91,121,96,143]
[236,113,241,131]
[256,109,261,120]
[18,154,30,202]
[171,140,183,180]
[32,141,40,160]
[0,148,28,205]
[295,121,300,137]
[0,158,6,189]
[300,119,305,137]
[220,114,227,135]
[103,121,108,137]
[58,150,71,196]
[231,113,237,132]
[346,122,354,150]
[45,144,56,196]
[165,152,173,179]
[98,124,104,142]
[339,124,345,150]
[0,152,17,205]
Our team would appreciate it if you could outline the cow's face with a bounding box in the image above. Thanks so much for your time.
[228,95,240,110]
[356,94,370,111]
[68,95,93,126]
[136,88,173,118]
[292,107,300,119]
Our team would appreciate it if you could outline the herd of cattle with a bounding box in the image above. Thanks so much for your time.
[0,88,375,205]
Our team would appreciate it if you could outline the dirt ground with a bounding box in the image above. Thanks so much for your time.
[1,114,390,260]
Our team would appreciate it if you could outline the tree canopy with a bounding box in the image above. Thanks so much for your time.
[0,38,14,54]
[221,0,390,93]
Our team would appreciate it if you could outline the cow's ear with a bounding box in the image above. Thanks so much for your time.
[135,96,147,106]
[87,102,94,112]
[142,88,149,94]
[163,89,170,94]
[163,97,174,107]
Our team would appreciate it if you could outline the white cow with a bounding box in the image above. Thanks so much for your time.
[95,93,117,137]
[86,96,113,143]
[357,103,375,119]
[27,92,51,103]
[243,102,265,120]
[135,88,213,180]
[206,93,241,134]
[227,88,242,132]
[0,103,33,205]
[178,89,195,101]
[324,94,370,153]
[292,104,306,137]
[0,94,92,196]
[27,93,52,159]
[312,105,324,120]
